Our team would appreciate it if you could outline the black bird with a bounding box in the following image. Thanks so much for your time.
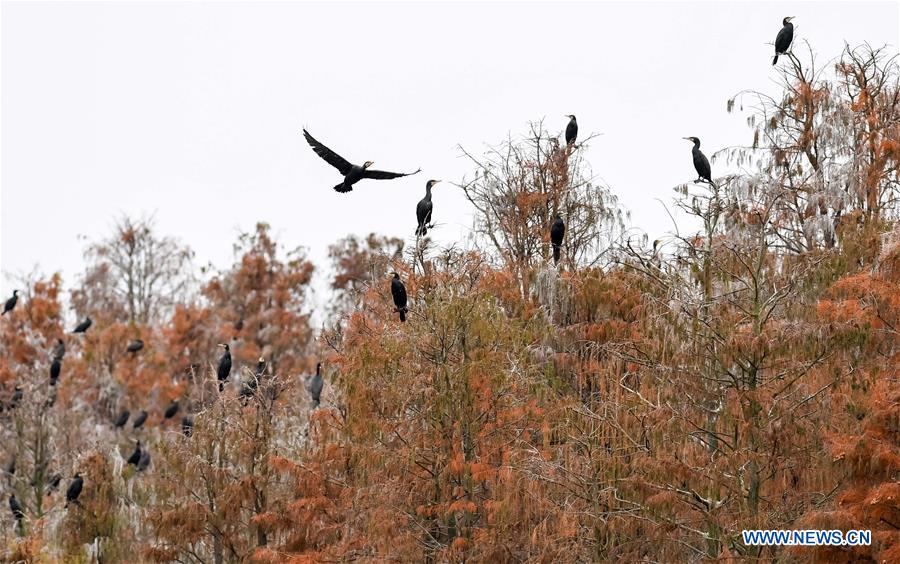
[137,450,151,472]
[565,115,578,146]
[416,180,441,237]
[217,344,232,391]
[52,338,66,361]
[255,357,266,380]
[10,385,22,409]
[240,357,265,403]
[50,358,61,386]
[163,400,179,419]
[65,474,83,507]
[132,410,148,430]
[181,416,194,437]
[550,214,566,265]
[126,339,144,354]
[9,494,24,526]
[114,410,130,428]
[773,17,795,65]
[303,129,421,193]
[72,317,92,334]
[683,137,713,185]
[390,272,408,322]
[2,290,18,315]
[126,441,142,466]
[308,362,323,408]
[47,473,62,492]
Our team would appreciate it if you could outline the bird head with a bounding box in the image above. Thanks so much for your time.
[316,362,322,372]
[12,290,18,296]
[427,179,441,189]
[218,343,230,351]
[683,136,700,145]
[258,357,265,363]
[566,114,577,121]
[391,271,399,279]
[783,16,794,24]
[363,161,375,169]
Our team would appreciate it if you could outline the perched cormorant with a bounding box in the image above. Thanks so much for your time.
[255,357,266,380]
[217,344,232,391]
[52,338,66,361]
[309,362,323,408]
[50,358,61,386]
[303,129,421,193]
[181,416,194,437]
[773,17,795,65]
[163,400,179,419]
[126,441,142,466]
[565,115,578,146]
[683,137,712,184]
[9,494,24,525]
[10,386,22,409]
[47,473,62,492]
[550,214,566,265]
[2,290,18,315]
[126,339,144,354]
[65,474,83,507]
[72,317,92,334]
[390,272,408,322]
[132,410,148,430]
[416,180,441,236]
[137,450,151,472]
[114,410,130,428]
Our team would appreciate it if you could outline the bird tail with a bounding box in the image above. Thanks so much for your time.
[333,183,352,193]
[399,308,407,322]
[219,381,224,392]
[416,224,427,237]
[772,54,779,65]
[552,244,561,264]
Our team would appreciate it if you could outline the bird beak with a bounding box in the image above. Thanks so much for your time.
[787,16,794,21]
[217,343,226,348]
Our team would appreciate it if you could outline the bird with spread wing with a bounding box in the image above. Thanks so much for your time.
[303,129,421,193]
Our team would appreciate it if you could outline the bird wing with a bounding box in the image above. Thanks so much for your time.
[303,129,354,175]
[363,167,422,180]
[774,26,793,52]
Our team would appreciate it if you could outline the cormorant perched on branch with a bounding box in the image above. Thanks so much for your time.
[773,17,795,65]
[137,450,151,472]
[9,494,24,528]
[65,474,82,507]
[126,339,144,354]
[10,386,22,409]
[308,362,323,408]
[72,317,92,333]
[683,137,712,184]
[132,410,148,430]
[126,441,142,466]
[181,416,194,437]
[52,339,66,362]
[217,344,232,391]
[2,291,18,315]
[303,129,421,193]
[565,115,578,146]
[50,358,61,386]
[390,273,408,322]
[416,180,441,236]
[550,214,565,265]
[164,400,179,419]
[114,410,130,428]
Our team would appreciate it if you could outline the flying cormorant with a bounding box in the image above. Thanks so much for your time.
[72,317,92,333]
[303,129,421,193]
[126,339,144,354]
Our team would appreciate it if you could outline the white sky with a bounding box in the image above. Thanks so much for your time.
[2,1,898,316]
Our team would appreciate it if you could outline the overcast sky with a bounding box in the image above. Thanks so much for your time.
[2,1,898,316]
